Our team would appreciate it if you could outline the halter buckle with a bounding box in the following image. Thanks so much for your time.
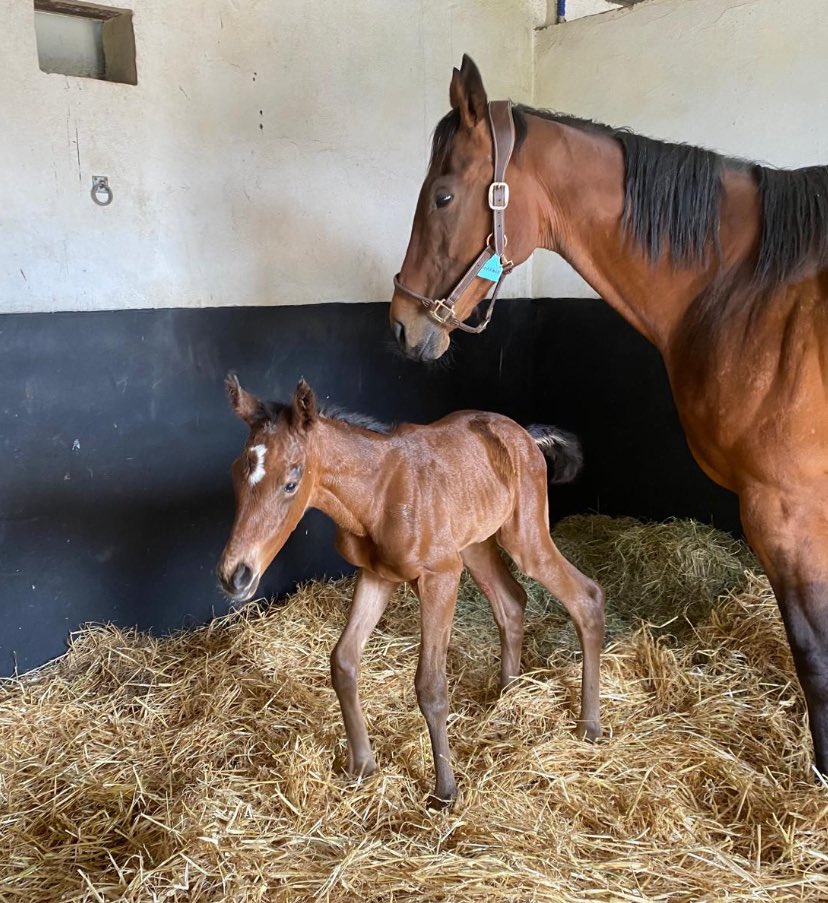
[488,181,509,211]
[428,298,455,326]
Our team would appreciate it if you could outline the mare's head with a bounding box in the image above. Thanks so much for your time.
[217,374,318,603]
[390,55,537,361]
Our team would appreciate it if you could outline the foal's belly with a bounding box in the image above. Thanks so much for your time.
[334,485,513,583]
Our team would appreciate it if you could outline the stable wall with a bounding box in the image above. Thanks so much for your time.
[0,0,539,313]
[531,0,828,297]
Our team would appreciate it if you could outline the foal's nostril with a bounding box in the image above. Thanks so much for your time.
[230,563,253,592]
[393,319,406,347]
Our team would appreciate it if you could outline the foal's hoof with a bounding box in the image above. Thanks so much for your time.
[426,787,458,811]
[336,755,377,781]
[575,719,603,742]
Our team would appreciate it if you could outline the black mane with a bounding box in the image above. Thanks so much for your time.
[430,103,828,289]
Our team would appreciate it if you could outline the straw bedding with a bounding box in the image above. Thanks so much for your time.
[1,515,826,902]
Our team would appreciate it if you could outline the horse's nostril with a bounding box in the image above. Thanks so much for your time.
[393,319,406,346]
[231,563,253,592]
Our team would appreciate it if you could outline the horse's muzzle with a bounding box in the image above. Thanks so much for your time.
[395,321,448,362]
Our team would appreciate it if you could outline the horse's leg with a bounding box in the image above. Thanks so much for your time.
[330,569,399,778]
[740,486,828,776]
[413,567,462,808]
[461,538,527,691]
[499,501,605,741]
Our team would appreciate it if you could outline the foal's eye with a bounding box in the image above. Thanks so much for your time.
[435,191,453,209]
[284,481,298,494]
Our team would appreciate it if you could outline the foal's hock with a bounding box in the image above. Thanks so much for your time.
[218,376,604,807]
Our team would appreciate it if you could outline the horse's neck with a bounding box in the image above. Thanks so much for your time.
[524,117,755,355]
[310,419,388,537]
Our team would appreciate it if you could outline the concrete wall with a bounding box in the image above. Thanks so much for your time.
[1,0,540,313]
[531,0,828,297]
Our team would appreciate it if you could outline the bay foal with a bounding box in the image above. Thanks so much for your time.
[218,375,604,806]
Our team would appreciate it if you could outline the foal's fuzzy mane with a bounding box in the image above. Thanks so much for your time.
[320,404,395,434]
[430,105,828,290]
[263,401,394,435]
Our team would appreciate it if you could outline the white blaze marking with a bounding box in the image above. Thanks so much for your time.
[249,444,266,485]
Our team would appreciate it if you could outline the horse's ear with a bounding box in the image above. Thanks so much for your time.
[450,54,488,128]
[226,371,263,426]
[291,378,317,432]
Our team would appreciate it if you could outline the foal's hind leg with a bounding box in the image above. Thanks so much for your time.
[412,566,462,808]
[462,538,527,691]
[331,569,399,778]
[741,486,828,776]
[499,504,604,740]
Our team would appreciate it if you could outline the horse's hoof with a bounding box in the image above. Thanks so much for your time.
[575,720,603,742]
[426,788,457,811]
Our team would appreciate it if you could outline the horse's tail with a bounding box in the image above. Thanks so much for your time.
[526,425,583,485]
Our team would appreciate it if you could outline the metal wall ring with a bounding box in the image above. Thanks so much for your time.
[91,176,113,207]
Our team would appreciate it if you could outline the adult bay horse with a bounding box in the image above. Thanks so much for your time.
[217,375,603,806]
[390,55,828,777]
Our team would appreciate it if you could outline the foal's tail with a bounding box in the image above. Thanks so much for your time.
[526,425,583,484]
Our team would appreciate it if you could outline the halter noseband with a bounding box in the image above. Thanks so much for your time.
[393,100,516,335]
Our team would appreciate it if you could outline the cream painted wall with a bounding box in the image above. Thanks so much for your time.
[532,0,828,298]
[1,1,540,313]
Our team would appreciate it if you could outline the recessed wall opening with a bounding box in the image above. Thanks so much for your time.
[33,0,137,86]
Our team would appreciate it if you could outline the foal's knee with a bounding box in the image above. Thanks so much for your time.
[415,669,448,720]
[330,643,358,692]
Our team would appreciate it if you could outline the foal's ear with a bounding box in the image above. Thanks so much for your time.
[291,378,317,432]
[225,371,263,426]
[450,54,488,129]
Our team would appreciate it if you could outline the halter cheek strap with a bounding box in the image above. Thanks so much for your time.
[393,99,516,335]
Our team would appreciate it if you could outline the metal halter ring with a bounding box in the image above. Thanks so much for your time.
[485,232,508,253]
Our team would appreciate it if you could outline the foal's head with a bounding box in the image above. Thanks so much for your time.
[390,55,537,361]
[217,374,318,602]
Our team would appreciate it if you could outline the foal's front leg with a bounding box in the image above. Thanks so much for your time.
[330,569,399,778]
[413,567,462,808]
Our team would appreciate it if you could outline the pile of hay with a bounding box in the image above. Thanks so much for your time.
[1,515,826,902]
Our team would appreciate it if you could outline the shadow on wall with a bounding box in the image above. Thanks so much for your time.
[0,299,739,675]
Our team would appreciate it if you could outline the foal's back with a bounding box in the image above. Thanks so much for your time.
[367,411,549,562]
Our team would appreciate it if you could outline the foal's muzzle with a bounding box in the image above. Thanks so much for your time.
[220,562,258,602]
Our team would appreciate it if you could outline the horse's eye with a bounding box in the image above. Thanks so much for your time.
[435,191,453,209]
[284,481,298,494]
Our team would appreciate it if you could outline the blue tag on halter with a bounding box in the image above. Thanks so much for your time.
[477,255,503,282]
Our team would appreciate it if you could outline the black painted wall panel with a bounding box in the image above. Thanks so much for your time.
[0,300,738,674]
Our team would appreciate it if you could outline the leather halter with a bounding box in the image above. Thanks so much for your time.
[393,100,516,334]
